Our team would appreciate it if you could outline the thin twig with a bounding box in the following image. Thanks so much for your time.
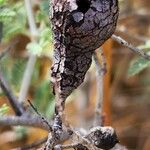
[0,115,73,147]
[0,70,24,116]
[0,115,50,130]
[93,49,106,126]
[111,34,150,60]
[28,100,52,132]
[18,55,36,103]
[24,0,38,37]
[44,82,66,149]
[18,0,38,103]
[16,137,47,150]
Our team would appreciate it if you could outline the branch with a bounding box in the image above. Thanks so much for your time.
[43,125,73,150]
[45,123,95,150]
[0,70,24,116]
[111,34,150,60]
[44,82,67,149]
[93,49,106,126]
[0,115,50,130]
[0,115,74,148]
[24,0,38,37]
[18,55,36,103]
[18,0,38,103]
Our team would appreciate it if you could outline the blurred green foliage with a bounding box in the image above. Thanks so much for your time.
[128,57,150,77]
[0,1,27,41]
[0,0,54,118]
[128,41,150,76]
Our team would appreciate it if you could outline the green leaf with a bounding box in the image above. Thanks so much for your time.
[27,42,42,56]
[2,2,27,41]
[0,104,9,116]
[128,57,150,77]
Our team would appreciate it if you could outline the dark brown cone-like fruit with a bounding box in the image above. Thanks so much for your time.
[73,126,119,150]
[86,126,119,149]
[50,0,119,99]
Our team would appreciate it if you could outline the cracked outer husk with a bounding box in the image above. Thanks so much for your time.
[50,0,119,100]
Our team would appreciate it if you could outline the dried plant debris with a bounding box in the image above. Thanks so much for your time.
[50,0,119,99]
[86,126,119,149]
[73,126,119,150]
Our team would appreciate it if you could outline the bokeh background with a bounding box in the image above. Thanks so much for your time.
[0,0,150,149]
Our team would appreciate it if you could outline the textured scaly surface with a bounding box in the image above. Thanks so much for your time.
[50,0,119,101]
